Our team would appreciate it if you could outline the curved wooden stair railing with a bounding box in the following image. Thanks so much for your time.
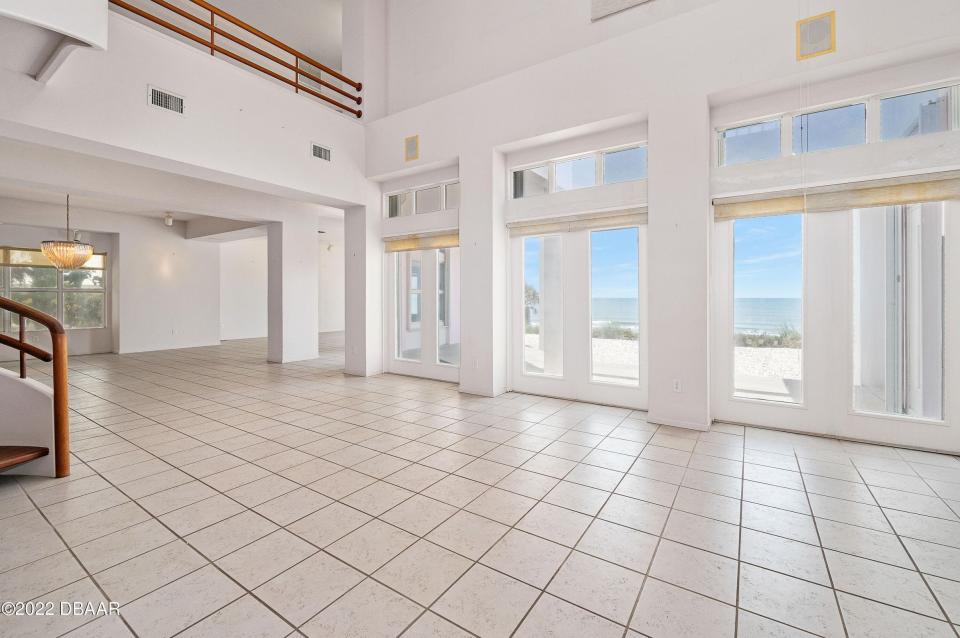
[0,296,69,477]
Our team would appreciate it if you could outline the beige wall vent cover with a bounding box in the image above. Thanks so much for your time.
[404,135,420,162]
[797,11,836,60]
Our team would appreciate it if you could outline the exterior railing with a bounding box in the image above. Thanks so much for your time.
[110,0,363,117]
[0,296,70,477]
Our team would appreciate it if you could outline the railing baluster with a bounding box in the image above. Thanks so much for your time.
[209,10,215,55]
[295,56,299,94]
[18,315,25,379]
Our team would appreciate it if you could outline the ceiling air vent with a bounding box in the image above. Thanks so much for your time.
[149,86,184,114]
[312,143,332,161]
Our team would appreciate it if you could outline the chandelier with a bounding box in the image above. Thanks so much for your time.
[41,194,93,269]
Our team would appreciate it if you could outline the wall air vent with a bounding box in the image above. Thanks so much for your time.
[149,86,184,114]
[312,143,332,161]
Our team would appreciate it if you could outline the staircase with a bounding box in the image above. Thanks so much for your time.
[0,296,70,478]
[0,446,50,471]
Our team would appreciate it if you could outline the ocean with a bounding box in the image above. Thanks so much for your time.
[539,297,801,335]
[734,298,802,335]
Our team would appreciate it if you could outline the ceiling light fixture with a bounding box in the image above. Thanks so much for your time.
[41,194,94,269]
[164,213,174,227]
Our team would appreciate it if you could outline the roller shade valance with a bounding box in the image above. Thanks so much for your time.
[713,171,960,220]
[507,207,648,237]
[383,232,459,253]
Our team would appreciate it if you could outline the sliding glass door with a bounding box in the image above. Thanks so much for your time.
[388,247,460,382]
[511,225,647,409]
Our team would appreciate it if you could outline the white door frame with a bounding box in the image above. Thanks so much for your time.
[509,225,648,410]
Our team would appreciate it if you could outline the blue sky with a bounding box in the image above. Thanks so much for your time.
[734,214,802,299]
[524,229,639,300]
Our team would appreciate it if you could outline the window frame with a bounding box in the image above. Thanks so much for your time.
[1,246,108,333]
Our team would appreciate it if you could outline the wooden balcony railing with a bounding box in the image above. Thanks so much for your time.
[0,296,70,477]
[109,0,363,117]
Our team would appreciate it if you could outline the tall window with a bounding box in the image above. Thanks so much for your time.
[792,103,866,154]
[396,251,422,361]
[733,215,803,403]
[437,248,461,366]
[1,247,106,332]
[853,204,944,419]
[590,227,640,385]
[523,236,562,375]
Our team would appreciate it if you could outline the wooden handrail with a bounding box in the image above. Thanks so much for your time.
[109,0,363,117]
[0,296,70,478]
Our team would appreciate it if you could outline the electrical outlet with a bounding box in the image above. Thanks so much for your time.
[672,379,682,393]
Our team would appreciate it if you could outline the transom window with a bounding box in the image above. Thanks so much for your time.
[386,180,460,218]
[717,81,960,166]
[1,247,107,332]
[512,144,648,199]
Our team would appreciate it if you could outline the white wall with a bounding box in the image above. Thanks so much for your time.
[219,236,268,340]
[0,198,220,354]
[318,233,345,333]
[220,226,344,341]
[384,0,721,113]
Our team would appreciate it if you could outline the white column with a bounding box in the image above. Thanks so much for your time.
[646,92,712,430]
[344,189,383,376]
[459,148,508,396]
[267,218,320,363]
[341,0,387,121]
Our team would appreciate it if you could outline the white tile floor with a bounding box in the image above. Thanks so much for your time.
[3,337,960,637]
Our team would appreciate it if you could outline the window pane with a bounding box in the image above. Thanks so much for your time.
[10,266,58,289]
[444,182,460,210]
[437,248,460,366]
[591,227,639,385]
[10,291,58,332]
[388,192,414,218]
[881,87,957,140]
[513,166,548,198]
[733,214,803,403]
[853,204,943,419]
[63,292,105,329]
[720,120,780,166]
[554,156,596,191]
[416,186,442,214]
[396,252,422,361]
[523,235,562,375]
[603,147,647,184]
[792,103,866,154]
[63,269,104,289]
[9,249,53,266]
